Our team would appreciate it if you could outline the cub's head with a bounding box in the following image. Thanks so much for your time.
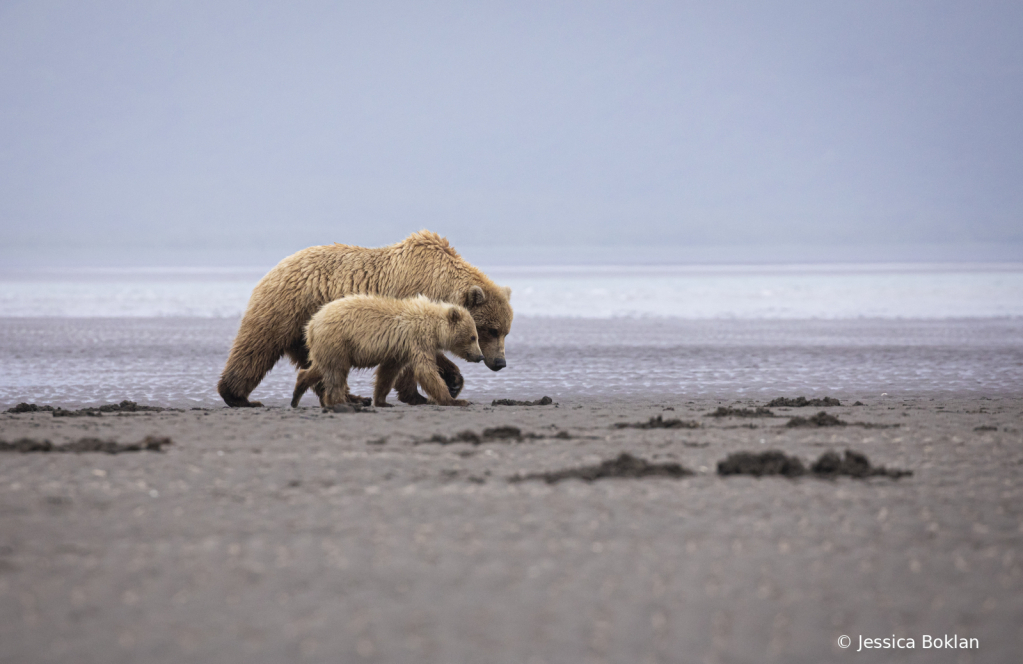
[444,305,484,364]
[462,284,513,371]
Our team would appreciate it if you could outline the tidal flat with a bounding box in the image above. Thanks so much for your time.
[1,395,1021,663]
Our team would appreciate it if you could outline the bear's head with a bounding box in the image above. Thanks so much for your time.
[444,305,485,364]
[462,284,513,371]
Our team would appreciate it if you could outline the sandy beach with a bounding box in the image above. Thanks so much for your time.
[1,394,1021,663]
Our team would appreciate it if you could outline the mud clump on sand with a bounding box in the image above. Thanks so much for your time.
[5,403,56,414]
[512,452,693,484]
[0,436,173,454]
[718,449,911,479]
[480,426,525,441]
[717,451,806,477]
[766,396,842,407]
[707,406,775,418]
[31,401,176,417]
[421,426,537,445]
[786,411,846,427]
[810,450,912,479]
[425,431,483,445]
[492,396,555,406]
[614,415,701,430]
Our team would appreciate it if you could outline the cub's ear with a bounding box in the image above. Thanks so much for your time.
[464,285,486,308]
[502,285,512,300]
[447,307,462,325]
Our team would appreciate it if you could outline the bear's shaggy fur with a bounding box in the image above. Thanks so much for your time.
[218,231,513,407]
[291,295,484,408]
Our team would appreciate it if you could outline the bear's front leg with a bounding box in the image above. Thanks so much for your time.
[436,353,464,398]
[413,357,470,407]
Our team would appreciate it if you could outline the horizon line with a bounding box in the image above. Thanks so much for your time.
[2,260,1023,279]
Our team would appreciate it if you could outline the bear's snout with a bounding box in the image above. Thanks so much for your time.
[487,357,507,371]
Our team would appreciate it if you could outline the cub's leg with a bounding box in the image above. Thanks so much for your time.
[395,358,463,405]
[436,353,464,398]
[373,360,406,407]
[413,356,470,407]
[394,367,428,405]
[319,360,352,408]
[284,338,334,406]
[291,367,323,408]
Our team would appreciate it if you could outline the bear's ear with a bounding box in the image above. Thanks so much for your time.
[502,285,512,300]
[447,307,462,325]
[464,285,486,308]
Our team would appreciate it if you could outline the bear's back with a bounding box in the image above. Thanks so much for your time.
[307,294,450,359]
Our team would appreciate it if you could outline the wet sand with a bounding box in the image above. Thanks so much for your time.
[1,395,1021,663]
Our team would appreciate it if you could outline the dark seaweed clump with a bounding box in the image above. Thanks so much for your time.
[44,401,174,417]
[4,403,55,413]
[492,396,554,406]
[717,450,806,477]
[613,415,701,430]
[512,452,692,484]
[707,406,775,418]
[422,426,535,445]
[717,449,911,479]
[786,411,846,427]
[810,450,912,479]
[766,396,842,407]
[0,436,173,454]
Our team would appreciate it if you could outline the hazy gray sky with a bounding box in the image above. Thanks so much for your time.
[2,1,1021,267]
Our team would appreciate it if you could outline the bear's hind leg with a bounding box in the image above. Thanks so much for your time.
[219,311,306,407]
[218,347,279,408]
[373,360,406,407]
[394,367,429,405]
[319,361,352,408]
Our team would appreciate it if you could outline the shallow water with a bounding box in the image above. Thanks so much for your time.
[3,265,1022,318]
[1,317,1020,409]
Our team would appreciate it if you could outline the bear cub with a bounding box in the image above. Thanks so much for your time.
[291,294,485,408]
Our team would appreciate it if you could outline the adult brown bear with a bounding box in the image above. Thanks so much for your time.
[217,231,513,407]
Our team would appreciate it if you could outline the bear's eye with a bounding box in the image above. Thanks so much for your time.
[487,328,500,337]
[471,336,476,342]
